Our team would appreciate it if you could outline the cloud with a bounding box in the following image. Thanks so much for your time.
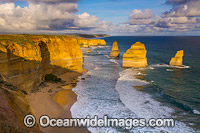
[0,0,199,34]
[130,9,153,19]
[124,0,200,33]
[0,1,112,33]
[163,0,200,17]
[127,9,156,25]
[157,0,200,32]
[0,0,79,4]
[0,2,77,31]
[165,0,191,5]
[74,13,99,28]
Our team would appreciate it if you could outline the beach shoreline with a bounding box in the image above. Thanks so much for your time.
[28,69,90,133]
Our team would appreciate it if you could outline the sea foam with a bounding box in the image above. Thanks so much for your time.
[115,68,194,132]
[71,46,194,133]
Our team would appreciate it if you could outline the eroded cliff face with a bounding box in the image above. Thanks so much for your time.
[123,42,147,68]
[0,85,41,133]
[77,38,106,47]
[109,41,120,58]
[170,50,183,66]
[0,35,83,93]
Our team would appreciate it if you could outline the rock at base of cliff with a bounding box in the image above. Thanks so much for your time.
[86,49,91,53]
[170,50,183,66]
[123,42,147,68]
[109,41,120,58]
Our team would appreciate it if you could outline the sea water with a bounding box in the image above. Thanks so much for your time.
[71,36,200,132]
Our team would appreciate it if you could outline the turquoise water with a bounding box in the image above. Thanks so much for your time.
[71,36,200,132]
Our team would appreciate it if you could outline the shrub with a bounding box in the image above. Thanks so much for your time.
[44,74,61,83]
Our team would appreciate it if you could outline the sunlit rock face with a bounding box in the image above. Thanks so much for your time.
[88,39,106,46]
[86,49,91,53]
[77,38,106,47]
[77,38,90,48]
[123,42,148,68]
[109,41,120,58]
[0,35,83,93]
[170,50,183,66]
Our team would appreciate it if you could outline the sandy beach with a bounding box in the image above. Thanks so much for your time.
[29,70,89,133]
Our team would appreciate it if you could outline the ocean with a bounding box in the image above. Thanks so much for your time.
[71,36,200,133]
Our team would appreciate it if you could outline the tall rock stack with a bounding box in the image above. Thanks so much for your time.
[109,41,120,58]
[170,50,183,66]
[123,42,147,68]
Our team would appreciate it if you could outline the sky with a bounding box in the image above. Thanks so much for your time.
[0,0,200,35]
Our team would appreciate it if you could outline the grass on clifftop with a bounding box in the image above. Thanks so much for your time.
[0,34,73,47]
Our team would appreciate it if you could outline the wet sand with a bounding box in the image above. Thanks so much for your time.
[29,71,90,133]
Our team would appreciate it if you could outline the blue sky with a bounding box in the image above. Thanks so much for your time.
[14,1,29,8]
[0,0,200,35]
[77,0,171,24]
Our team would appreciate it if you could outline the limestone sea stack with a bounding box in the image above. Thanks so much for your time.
[123,42,147,68]
[109,41,120,58]
[170,50,183,66]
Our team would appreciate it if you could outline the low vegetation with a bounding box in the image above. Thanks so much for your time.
[44,74,61,83]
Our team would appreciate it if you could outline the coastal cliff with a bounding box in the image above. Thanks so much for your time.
[0,35,83,94]
[78,38,106,48]
[123,42,147,68]
[170,50,183,66]
[0,34,86,132]
[109,41,120,58]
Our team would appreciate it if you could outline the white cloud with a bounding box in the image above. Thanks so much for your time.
[124,0,200,34]
[163,0,200,17]
[0,1,111,33]
[130,9,153,19]
[0,0,79,3]
[128,9,155,25]
[75,12,99,28]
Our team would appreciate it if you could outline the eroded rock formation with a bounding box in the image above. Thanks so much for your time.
[0,35,83,93]
[170,50,183,66]
[123,42,147,68]
[109,41,120,58]
[77,38,106,47]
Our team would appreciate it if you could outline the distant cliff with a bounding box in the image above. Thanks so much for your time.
[77,38,106,48]
[123,42,148,68]
[68,33,110,38]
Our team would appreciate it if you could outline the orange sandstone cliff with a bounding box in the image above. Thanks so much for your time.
[123,42,147,68]
[169,50,183,66]
[0,35,83,93]
[109,41,120,58]
[77,38,106,47]
[0,34,105,132]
